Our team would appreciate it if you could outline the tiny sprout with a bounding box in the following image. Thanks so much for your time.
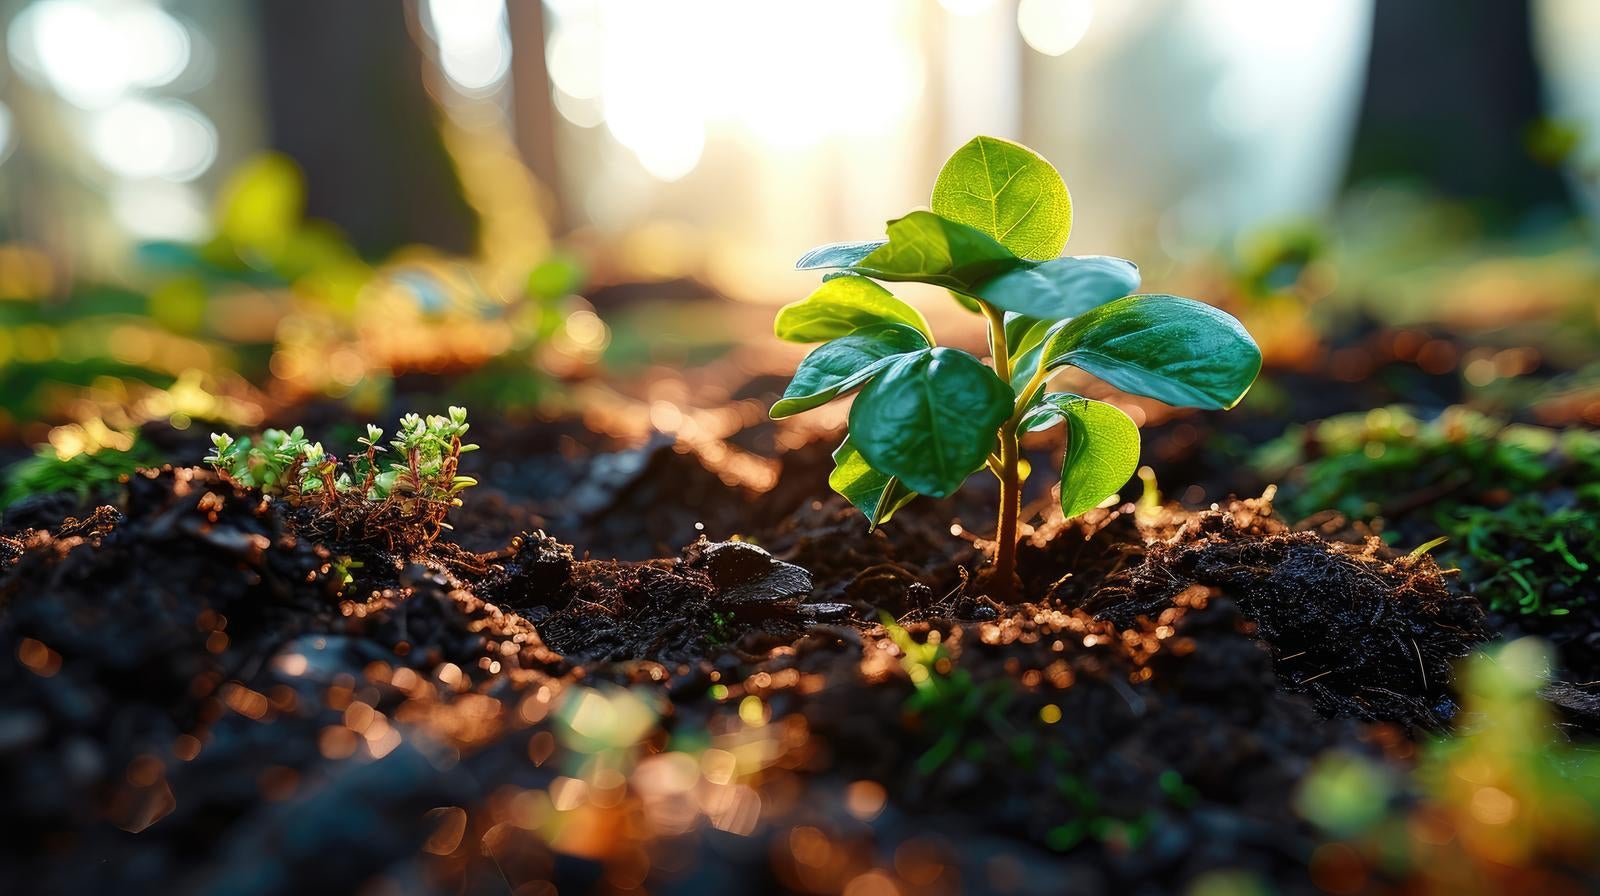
[204,408,481,548]
[773,136,1261,601]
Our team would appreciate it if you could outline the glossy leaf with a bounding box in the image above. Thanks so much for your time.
[857,212,1019,290]
[850,348,1013,497]
[774,274,934,344]
[795,240,884,271]
[797,211,1020,295]
[931,136,1072,260]
[770,324,929,419]
[1020,394,1141,518]
[1039,295,1262,410]
[973,255,1139,320]
[829,436,917,529]
[798,217,1137,320]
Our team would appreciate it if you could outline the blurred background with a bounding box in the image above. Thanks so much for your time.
[0,0,1596,488]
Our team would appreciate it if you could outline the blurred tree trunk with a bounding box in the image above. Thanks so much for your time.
[505,0,567,233]
[1347,0,1571,223]
[250,0,476,256]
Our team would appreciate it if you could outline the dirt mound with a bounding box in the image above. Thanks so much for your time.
[1081,501,1489,729]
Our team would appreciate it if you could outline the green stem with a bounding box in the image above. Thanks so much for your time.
[983,302,1020,603]
[992,418,1021,603]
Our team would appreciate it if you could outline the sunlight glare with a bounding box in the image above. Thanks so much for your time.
[426,0,512,93]
[8,0,191,108]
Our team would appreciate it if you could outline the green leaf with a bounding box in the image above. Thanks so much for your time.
[859,212,1020,290]
[1039,295,1262,410]
[795,240,884,270]
[798,211,1020,295]
[774,274,934,344]
[849,347,1013,497]
[931,136,1072,260]
[829,436,917,529]
[1020,394,1141,518]
[798,215,1133,321]
[1007,318,1071,402]
[771,323,929,418]
[974,255,1138,320]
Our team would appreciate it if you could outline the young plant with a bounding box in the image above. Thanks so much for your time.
[772,136,1261,601]
[0,438,165,510]
[205,407,478,547]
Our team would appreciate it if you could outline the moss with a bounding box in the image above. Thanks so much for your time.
[1451,488,1598,616]
[1261,406,1600,616]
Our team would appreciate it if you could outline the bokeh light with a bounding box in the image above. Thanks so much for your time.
[1017,0,1094,57]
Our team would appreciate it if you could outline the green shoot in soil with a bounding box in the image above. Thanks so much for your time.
[206,407,478,547]
[773,136,1261,600]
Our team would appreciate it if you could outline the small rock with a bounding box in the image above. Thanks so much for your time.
[683,537,812,607]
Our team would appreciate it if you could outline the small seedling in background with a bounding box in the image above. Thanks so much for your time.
[206,407,478,547]
[772,136,1261,600]
[0,438,165,510]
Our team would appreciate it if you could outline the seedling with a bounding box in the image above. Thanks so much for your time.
[773,136,1261,600]
[0,438,164,510]
[205,407,478,547]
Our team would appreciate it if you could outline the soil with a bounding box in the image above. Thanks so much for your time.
[0,415,1517,896]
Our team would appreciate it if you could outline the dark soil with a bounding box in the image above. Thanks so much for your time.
[0,428,1512,896]
[1079,500,1488,729]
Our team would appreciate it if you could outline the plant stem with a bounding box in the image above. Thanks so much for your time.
[992,418,1021,602]
[983,302,1021,602]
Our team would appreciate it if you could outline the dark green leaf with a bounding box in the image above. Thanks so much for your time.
[1039,295,1261,410]
[774,274,934,344]
[974,255,1139,320]
[770,324,929,419]
[931,136,1072,260]
[829,436,917,529]
[849,347,1013,497]
[1020,393,1141,518]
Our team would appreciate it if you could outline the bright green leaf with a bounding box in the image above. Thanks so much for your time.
[849,347,1013,497]
[771,324,929,418]
[1008,318,1071,403]
[774,274,934,344]
[798,215,1133,320]
[931,136,1072,260]
[1020,393,1141,518]
[797,211,1020,299]
[856,212,1019,291]
[829,436,917,529]
[1039,295,1262,410]
[973,255,1138,320]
